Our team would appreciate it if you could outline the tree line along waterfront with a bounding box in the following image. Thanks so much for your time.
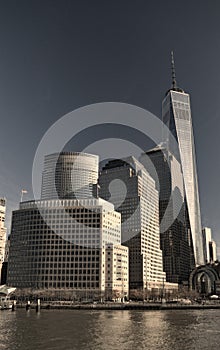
[6,286,218,305]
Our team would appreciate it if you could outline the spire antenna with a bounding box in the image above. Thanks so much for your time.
[171,51,177,89]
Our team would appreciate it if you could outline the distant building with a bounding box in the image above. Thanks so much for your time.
[0,236,10,285]
[143,146,193,284]
[209,241,217,263]
[7,198,129,299]
[99,156,167,291]
[0,198,7,284]
[41,152,99,200]
[202,227,217,263]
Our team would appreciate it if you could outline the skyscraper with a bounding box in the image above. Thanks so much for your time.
[99,157,167,291]
[143,146,193,283]
[162,52,204,266]
[41,152,99,200]
[0,198,7,283]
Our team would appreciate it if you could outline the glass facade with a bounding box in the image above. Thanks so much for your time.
[7,198,129,296]
[144,147,194,283]
[162,89,204,266]
[99,157,166,290]
[41,152,99,200]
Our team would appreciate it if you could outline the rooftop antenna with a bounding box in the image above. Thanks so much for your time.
[171,51,177,89]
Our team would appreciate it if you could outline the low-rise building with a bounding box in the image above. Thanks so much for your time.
[105,244,129,300]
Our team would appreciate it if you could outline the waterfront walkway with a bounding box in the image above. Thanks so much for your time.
[15,301,220,311]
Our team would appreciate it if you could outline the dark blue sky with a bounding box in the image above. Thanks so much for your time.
[0,1,220,253]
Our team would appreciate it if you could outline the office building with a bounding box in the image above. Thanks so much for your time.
[143,146,193,283]
[202,227,217,263]
[41,152,99,200]
[99,156,167,291]
[105,244,129,300]
[7,197,129,298]
[8,152,129,298]
[162,52,204,266]
[0,198,6,283]
[1,236,10,285]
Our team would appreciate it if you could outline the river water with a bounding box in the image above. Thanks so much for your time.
[0,309,220,350]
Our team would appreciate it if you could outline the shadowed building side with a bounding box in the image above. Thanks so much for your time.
[143,146,194,284]
[0,198,7,284]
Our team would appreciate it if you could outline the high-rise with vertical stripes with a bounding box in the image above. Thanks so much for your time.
[162,52,204,266]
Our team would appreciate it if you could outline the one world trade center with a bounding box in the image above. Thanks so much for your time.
[162,52,204,266]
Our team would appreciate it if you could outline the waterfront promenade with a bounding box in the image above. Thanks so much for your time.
[14,301,220,311]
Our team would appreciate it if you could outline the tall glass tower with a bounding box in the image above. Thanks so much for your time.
[162,52,204,266]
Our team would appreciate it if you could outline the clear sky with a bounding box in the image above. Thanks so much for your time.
[0,1,220,255]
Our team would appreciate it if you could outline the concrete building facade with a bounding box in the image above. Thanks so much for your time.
[105,244,129,300]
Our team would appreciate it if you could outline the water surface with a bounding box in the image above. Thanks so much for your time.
[0,309,220,349]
